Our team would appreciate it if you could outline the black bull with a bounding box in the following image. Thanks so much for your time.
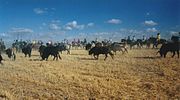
[40,46,62,60]
[158,42,179,58]
[5,48,16,60]
[22,45,32,57]
[89,46,114,60]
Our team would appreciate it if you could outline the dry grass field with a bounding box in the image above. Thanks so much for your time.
[0,49,179,100]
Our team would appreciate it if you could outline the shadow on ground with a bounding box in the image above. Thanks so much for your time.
[77,57,96,60]
[134,56,161,59]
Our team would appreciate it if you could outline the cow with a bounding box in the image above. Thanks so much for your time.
[41,45,62,61]
[158,42,179,58]
[22,44,32,57]
[110,42,128,54]
[89,46,114,60]
[5,48,16,60]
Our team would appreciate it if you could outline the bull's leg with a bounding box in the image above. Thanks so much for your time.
[104,54,108,61]
[29,54,31,57]
[93,54,97,59]
[53,55,56,60]
[177,50,179,58]
[13,53,16,61]
[58,54,62,60]
[46,55,50,61]
[109,52,114,59]
[56,56,58,60]
[55,54,58,60]
[172,51,175,58]
[67,50,70,54]
[125,48,128,53]
[164,52,167,58]
[96,54,99,60]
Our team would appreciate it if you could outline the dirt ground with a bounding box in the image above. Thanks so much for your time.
[0,49,179,100]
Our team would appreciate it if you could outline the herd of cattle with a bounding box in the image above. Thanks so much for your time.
[0,36,179,64]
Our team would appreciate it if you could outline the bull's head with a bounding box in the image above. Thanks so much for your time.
[89,49,93,55]
[157,50,163,57]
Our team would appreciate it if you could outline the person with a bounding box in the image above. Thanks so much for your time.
[77,39,80,44]
[83,38,87,44]
[142,35,146,41]
[95,38,98,42]
[73,38,76,44]
[109,38,112,43]
[48,40,53,46]
[157,33,161,42]
[132,35,136,42]
[127,36,130,41]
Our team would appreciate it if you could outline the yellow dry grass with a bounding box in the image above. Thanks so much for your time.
[0,49,179,100]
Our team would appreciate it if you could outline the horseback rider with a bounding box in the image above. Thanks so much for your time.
[171,32,180,43]
[142,35,146,41]
[132,35,136,42]
[156,33,161,43]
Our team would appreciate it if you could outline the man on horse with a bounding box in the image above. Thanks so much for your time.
[154,33,161,48]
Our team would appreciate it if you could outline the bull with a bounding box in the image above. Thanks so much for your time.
[41,46,62,61]
[5,48,16,60]
[158,42,179,58]
[22,44,32,57]
[109,42,128,54]
[89,46,114,60]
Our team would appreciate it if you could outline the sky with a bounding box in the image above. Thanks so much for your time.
[0,0,179,44]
